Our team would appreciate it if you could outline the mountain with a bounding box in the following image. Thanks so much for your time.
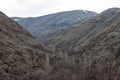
[1,8,120,80]
[46,8,120,52]
[12,10,97,41]
[0,11,51,80]
[44,8,120,80]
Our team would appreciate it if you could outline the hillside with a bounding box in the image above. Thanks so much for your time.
[46,8,120,53]
[45,8,120,80]
[73,8,120,80]
[0,11,51,80]
[12,10,97,41]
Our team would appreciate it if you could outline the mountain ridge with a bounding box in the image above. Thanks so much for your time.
[12,10,98,41]
[46,8,120,52]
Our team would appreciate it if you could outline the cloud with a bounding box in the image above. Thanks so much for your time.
[0,0,59,17]
[0,0,120,17]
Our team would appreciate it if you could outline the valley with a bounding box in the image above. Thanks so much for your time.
[0,8,120,80]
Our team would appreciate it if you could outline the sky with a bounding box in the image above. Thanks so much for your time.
[0,0,120,17]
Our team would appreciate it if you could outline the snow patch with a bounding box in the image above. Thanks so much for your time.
[14,19,20,21]
[82,10,88,13]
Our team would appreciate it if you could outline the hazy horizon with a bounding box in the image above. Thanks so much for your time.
[0,0,120,17]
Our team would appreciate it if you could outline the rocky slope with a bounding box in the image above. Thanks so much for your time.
[12,10,97,41]
[0,11,51,80]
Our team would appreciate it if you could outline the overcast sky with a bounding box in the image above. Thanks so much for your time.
[0,0,120,17]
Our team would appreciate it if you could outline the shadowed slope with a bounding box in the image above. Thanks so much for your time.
[0,11,50,80]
